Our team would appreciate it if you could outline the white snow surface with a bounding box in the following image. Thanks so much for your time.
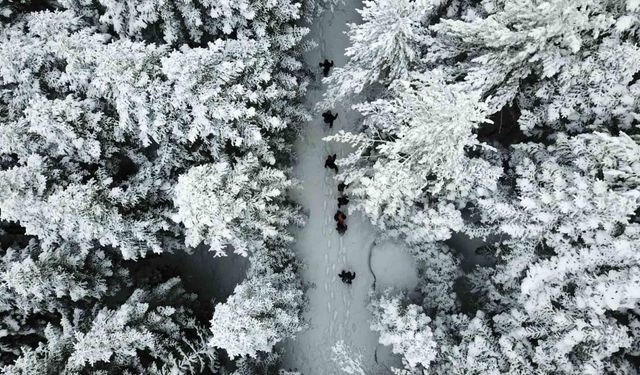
[280,2,419,373]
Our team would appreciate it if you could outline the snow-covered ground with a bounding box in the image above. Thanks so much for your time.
[280,2,419,373]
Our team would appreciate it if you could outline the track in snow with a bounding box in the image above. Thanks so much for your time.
[279,2,418,374]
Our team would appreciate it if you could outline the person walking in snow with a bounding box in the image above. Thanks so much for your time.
[334,210,346,223]
[324,154,338,173]
[334,209,348,234]
[322,110,339,128]
[337,195,349,207]
[319,59,334,77]
[336,221,348,235]
[339,270,356,284]
[337,182,348,193]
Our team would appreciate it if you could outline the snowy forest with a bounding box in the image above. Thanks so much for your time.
[0,0,638,374]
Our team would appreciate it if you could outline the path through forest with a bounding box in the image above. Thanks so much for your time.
[279,1,418,374]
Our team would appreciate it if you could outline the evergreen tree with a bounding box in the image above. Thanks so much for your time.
[327,73,502,244]
[173,155,303,257]
[370,293,437,372]
[427,0,640,134]
[209,245,305,359]
[0,9,307,259]
[322,0,430,106]
[4,279,216,374]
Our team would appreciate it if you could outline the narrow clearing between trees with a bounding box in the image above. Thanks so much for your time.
[279,2,419,374]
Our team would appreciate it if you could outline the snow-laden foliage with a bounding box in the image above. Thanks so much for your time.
[0,241,128,314]
[331,340,367,375]
[209,245,305,359]
[322,0,431,106]
[427,0,640,133]
[229,352,289,375]
[466,132,640,373]
[0,9,306,259]
[0,225,217,373]
[174,155,301,257]
[327,73,501,244]
[4,279,216,374]
[0,0,53,21]
[0,237,128,366]
[329,0,640,373]
[411,243,462,315]
[370,293,437,371]
[208,232,304,360]
[376,133,640,375]
[60,0,305,46]
[1,0,308,371]
[429,311,520,375]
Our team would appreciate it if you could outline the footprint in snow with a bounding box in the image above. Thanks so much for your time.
[351,323,357,333]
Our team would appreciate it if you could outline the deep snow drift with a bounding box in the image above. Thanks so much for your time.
[279,2,419,373]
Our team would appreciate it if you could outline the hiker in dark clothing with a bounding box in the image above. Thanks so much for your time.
[339,270,356,284]
[338,182,348,193]
[322,111,339,128]
[334,210,346,223]
[324,154,338,173]
[337,196,349,207]
[319,59,334,77]
[336,222,348,235]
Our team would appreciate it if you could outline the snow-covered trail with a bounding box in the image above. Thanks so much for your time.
[280,2,417,374]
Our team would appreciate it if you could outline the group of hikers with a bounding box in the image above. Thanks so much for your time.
[320,58,356,285]
[333,181,349,234]
[332,181,355,285]
[335,182,354,284]
[333,182,353,283]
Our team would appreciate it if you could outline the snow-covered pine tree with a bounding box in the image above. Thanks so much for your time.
[4,278,217,374]
[209,243,305,359]
[322,0,430,106]
[369,292,438,372]
[0,9,306,259]
[0,0,55,21]
[0,231,130,367]
[61,0,307,47]
[331,340,367,375]
[173,155,303,257]
[428,311,519,374]
[1,0,309,372]
[427,0,640,135]
[0,241,129,315]
[326,72,502,244]
[412,242,462,315]
[467,132,640,373]
[230,352,288,375]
